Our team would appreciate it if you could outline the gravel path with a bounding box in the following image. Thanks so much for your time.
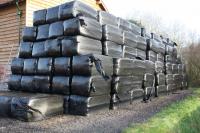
[0,89,191,133]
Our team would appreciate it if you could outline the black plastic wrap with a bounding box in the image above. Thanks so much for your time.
[49,21,63,38]
[23,59,37,74]
[46,6,59,23]
[21,76,35,92]
[0,92,14,116]
[69,95,110,116]
[37,58,52,75]
[166,74,174,84]
[45,39,61,57]
[145,60,155,74]
[34,76,50,93]
[136,48,146,60]
[98,11,119,26]
[113,58,146,76]
[72,54,113,76]
[58,0,97,20]
[147,39,165,54]
[63,17,102,40]
[36,24,49,41]
[147,50,157,62]
[143,73,155,87]
[136,36,146,50]
[62,36,102,56]
[71,76,111,96]
[102,25,123,44]
[123,31,137,48]
[22,27,37,42]
[155,61,164,73]
[124,46,137,59]
[64,96,69,114]
[33,9,47,26]
[54,57,71,75]
[172,64,178,74]
[156,73,165,85]
[11,94,63,121]
[102,41,123,58]
[165,63,172,74]
[157,53,165,63]
[32,41,47,57]
[19,42,33,58]
[11,58,24,74]
[52,76,70,95]
[8,75,21,91]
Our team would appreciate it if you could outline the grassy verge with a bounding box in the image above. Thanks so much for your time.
[123,88,200,133]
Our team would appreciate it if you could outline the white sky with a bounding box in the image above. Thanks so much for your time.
[103,0,200,35]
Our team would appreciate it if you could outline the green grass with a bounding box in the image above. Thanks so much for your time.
[123,88,200,133]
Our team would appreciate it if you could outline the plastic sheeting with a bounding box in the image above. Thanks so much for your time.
[46,6,59,23]
[37,58,52,75]
[102,25,123,44]
[33,9,47,26]
[123,31,137,48]
[102,41,123,58]
[123,46,137,59]
[22,27,37,42]
[58,0,97,20]
[98,11,119,26]
[49,21,64,38]
[36,24,49,41]
[32,41,47,57]
[11,58,24,74]
[45,39,61,57]
[61,36,102,56]
[8,75,21,91]
[54,57,71,75]
[147,50,157,62]
[19,42,33,58]
[63,17,102,40]
[52,76,70,94]
[69,95,110,116]
[71,76,111,96]
[23,59,37,74]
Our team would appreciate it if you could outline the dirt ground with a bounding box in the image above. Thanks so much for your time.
[0,89,191,133]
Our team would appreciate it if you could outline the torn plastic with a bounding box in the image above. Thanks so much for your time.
[102,41,123,58]
[33,9,47,26]
[58,0,97,20]
[22,27,37,42]
[36,24,49,41]
[63,17,102,40]
[54,57,71,75]
[21,76,35,92]
[23,59,37,74]
[8,75,21,91]
[49,21,64,38]
[52,76,70,95]
[11,58,24,74]
[45,39,61,57]
[98,11,119,26]
[46,6,59,23]
[19,42,33,58]
[32,41,47,57]
[61,36,102,56]
[37,58,52,75]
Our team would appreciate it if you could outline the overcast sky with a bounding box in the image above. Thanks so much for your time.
[103,0,200,37]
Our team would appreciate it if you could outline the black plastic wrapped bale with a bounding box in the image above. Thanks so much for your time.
[113,58,146,76]
[32,41,47,57]
[62,36,102,56]
[52,76,70,95]
[165,45,174,55]
[11,93,63,122]
[63,17,102,40]
[102,25,123,44]
[69,95,110,116]
[58,0,97,20]
[21,76,35,92]
[22,27,37,42]
[46,6,59,23]
[54,57,71,75]
[124,46,137,59]
[157,53,165,63]
[64,96,69,114]
[23,59,37,75]
[33,9,47,26]
[147,50,157,62]
[37,58,52,75]
[155,61,164,73]
[165,55,173,63]
[165,63,172,74]
[19,42,33,58]
[49,21,63,38]
[166,74,174,85]
[71,76,111,97]
[11,58,24,74]
[136,36,146,51]
[72,54,113,76]
[136,49,146,60]
[123,31,137,48]
[98,11,119,26]
[145,60,155,74]
[45,39,61,57]
[8,75,21,91]
[143,73,155,88]
[34,76,50,93]
[147,39,165,55]
[172,64,178,74]
[36,24,49,41]
[102,41,123,58]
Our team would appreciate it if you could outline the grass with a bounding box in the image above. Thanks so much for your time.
[123,88,200,133]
